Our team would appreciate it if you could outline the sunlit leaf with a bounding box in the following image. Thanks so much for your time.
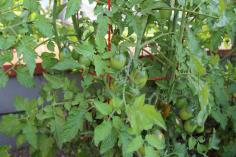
[94,121,112,146]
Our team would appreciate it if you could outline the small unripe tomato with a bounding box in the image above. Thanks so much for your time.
[71,50,80,60]
[60,47,71,59]
[110,53,126,70]
[196,125,204,134]
[176,98,188,109]
[184,119,197,134]
[179,105,195,120]
[130,69,148,88]
[79,55,91,67]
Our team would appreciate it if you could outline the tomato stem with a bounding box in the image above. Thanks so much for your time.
[52,0,61,51]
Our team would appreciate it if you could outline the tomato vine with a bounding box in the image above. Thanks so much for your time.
[0,0,236,157]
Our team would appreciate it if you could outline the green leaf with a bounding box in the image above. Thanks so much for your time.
[145,134,165,150]
[62,109,85,143]
[208,129,220,150]
[0,35,16,49]
[0,146,10,157]
[145,146,159,157]
[95,15,108,52]
[52,58,81,70]
[231,109,236,133]
[119,133,133,157]
[16,36,36,76]
[187,29,200,53]
[211,106,227,130]
[34,16,53,37]
[100,131,117,154]
[134,94,145,107]
[94,121,112,146]
[50,115,65,148]
[75,42,95,57]
[111,96,123,110]
[131,16,148,39]
[173,143,187,157]
[44,73,64,89]
[47,41,55,51]
[198,83,209,110]
[196,109,208,126]
[209,55,220,65]
[93,55,106,76]
[0,115,23,136]
[177,0,185,6]
[64,91,74,100]
[126,104,166,133]
[219,0,226,13]
[23,0,40,12]
[140,0,165,14]
[94,100,113,116]
[16,67,35,88]
[112,116,124,130]
[0,0,13,11]
[16,134,26,148]
[41,52,58,69]
[189,55,206,75]
[55,4,67,17]
[222,141,236,157]
[210,31,223,51]
[127,135,143,153]
[38,134,54,157]
[188,136,197,150]
[0,51,13,65]
[14,96,37,114]
[65,0,81,19]
[23,123,38,149]
[0,69,8,88]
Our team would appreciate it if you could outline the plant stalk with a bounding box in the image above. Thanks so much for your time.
[153,7,218,19]
[179,1,187,42]
[52,0,61,51]
[72,14,81,41]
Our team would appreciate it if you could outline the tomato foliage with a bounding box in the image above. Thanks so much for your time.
[0,0,236,157]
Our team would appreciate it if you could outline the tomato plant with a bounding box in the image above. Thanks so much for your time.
[0,0,236,157]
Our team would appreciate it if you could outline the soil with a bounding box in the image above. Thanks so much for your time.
[10,147,30,157]
[10,146,75,157]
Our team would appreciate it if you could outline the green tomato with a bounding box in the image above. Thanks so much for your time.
[79,55,91,67]
[176,98,188,108]
[60,47,71,59]
[184,119,197,134]
[196,125,204,134]
[110,53,126,70]
[71,50,80,60]
[131,69,148,88]
[179,105,195,120]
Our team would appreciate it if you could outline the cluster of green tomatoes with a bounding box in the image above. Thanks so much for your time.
[176,98,204,134]
[62,45,149,88]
